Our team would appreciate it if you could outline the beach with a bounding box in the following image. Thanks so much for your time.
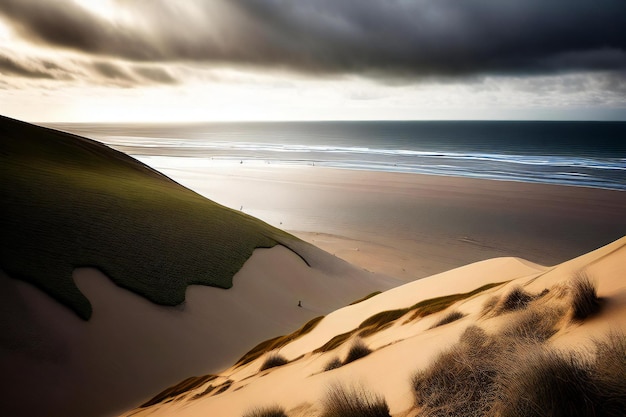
[148,162,626,280]
[50,120,626,281]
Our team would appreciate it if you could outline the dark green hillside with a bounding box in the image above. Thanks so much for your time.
[0,115,293,319]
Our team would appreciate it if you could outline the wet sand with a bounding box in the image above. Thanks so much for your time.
[152,162,626,280]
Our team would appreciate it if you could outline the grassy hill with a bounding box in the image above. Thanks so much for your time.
[0,115,294,319]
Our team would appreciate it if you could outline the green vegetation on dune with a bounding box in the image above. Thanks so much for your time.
[0,115,294,319]
[234,315,325,368]
[140,375,218,408]
[243,405,289,417]
[348,291,382,306]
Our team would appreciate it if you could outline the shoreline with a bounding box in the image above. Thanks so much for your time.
[135,154,626,192]
[140,162,626,280]
[50,119,626,193]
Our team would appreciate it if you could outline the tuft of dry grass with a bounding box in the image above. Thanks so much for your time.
[349,291,382,305]
[492,347,597,417]
[192,379,232,399]
[343,338,372,365]
[235,316,324,367]
[406,282,506,323]
[140,374,217,407]
[458,325,490,347]
[243,405,289,417]
[313,330,357,354]
[321,384,391,417]
[570,271,601,321]
[429,310,466,329]
[358,309,410,337]
[493,286,533,315]
[214,380,233,395]
[412,306,626,417]
[323,357,343,372]
[191,384,216,400]
[480,295,500,317]
[500,306,564,343]
[316,282,504,351]
[590,332,626,416]
[412,326,502,416]
[259,353,289,372]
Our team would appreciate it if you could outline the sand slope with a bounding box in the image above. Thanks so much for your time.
[0,116,404,417]
[123,236,626,417]
[0,244,399,417]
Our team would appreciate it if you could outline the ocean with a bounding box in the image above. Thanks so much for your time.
[51,121,626,191]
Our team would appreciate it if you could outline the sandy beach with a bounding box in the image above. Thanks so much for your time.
[150,162,626,280]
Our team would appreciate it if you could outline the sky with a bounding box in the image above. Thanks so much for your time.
[0,0,625,122]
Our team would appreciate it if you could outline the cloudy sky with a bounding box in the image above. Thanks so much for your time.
[1,0,625,122]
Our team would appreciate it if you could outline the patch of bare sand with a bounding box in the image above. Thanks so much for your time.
[0,244,398,417]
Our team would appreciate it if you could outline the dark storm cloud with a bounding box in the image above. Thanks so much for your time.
[0,0,158,60]
[92,61,135,82]
[0,51,178,88]
[91,61,179,86]
[133,67,178,85]
[1,0,625,79]
[0,53,57,79]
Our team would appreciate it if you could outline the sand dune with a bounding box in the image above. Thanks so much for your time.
[0,116,401,417]
[0,245,399,417]
[123,236,626,417]
[2,117,624,417]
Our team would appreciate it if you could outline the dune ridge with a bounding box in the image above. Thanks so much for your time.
[126,236,626,417]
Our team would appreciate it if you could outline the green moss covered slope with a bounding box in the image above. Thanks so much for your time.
[0,115,292,319]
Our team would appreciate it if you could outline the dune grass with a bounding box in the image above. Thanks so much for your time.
[493,347,597,417]
[243,405,288,417]
[358,282,506,337]
[191,384,216,400]
[358,308,410,337]
[412,325,501,416]
[411,278,624,417]
[214,379,233,395]
[323,357,343,372]
[429,310,466,329]
[313,282,505,354]
[492,286,534,315]
[0,116,299,319]
[140,374,217,407]
[321,338,371,371]
[259,353,289,372]
[570,271,601,321]
[191,378,233,400]
[235,316,324,368]
[343,338,372,365]
[481,285,553,319]
[321,384,391,417]
[591,332,626,416]
[349,291,382,306]
[500,306,564,343]
[405,282,506,323]
[313,330,357,354]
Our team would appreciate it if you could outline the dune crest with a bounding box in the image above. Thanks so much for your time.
[125,237,626,417]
